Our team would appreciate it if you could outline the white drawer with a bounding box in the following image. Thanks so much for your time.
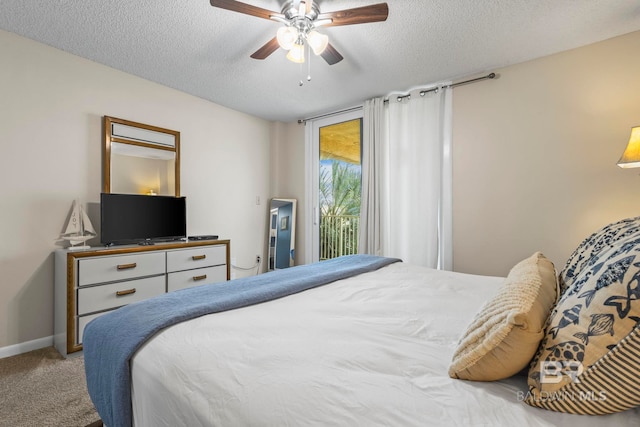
[166,245,226,273]
[78,252,165,286]
[167,265,227,292]
[77,311,108,344]
[77,275,165,315]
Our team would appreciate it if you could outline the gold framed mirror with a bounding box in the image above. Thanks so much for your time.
[103,116,180,196]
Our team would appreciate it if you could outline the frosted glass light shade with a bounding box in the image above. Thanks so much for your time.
[307,30,328,55]
[277,26,297,50]
[617,126,640,168]
[286,43,305,63]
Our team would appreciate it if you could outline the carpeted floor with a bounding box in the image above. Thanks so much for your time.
[0,346,102,427]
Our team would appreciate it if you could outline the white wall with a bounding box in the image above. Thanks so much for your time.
[0,29,272,351]
[453,30,640,276]
[270,122,306,266]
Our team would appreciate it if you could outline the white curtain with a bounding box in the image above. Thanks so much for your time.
[360,88,452,269]
[359,98,384,255]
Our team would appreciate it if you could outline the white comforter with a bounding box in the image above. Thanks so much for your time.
[131,262,640,426]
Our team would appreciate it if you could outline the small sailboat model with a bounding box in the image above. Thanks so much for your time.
[61,200,96,250]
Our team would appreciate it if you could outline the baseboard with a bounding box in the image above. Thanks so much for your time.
[0,335,54,359]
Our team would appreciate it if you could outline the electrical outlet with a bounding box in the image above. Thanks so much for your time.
[256,255,261,263]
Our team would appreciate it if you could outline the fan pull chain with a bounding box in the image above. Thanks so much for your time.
[298,44,313,86]
[307,44,312,82]
[299,60,304,86]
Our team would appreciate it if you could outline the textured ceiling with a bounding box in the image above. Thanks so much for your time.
[1,1,640,122]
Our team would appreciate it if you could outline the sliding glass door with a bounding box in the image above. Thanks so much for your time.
[308,110,363,262]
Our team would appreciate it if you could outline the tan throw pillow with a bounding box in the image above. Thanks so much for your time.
[449,252,558,381]
[525,220,640,414]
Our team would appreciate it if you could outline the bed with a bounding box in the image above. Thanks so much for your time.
[84,219,640,427]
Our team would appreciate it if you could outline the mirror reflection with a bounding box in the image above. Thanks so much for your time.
[268,198,296,271]
[103,116,180,196]
[110,143,176,195]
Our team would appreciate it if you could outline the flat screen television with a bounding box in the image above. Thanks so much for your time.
[100,193,186,245]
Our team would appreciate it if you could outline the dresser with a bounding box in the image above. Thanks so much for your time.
[54,240,230,356]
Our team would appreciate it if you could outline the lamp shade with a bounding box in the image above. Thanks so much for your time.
[286,43,305,63]
[277,26,297,51]
[307,30,329,55]
[617,126,640,168]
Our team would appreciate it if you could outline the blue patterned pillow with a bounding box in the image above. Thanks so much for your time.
[558,217,640,295]
[525,218,640,414]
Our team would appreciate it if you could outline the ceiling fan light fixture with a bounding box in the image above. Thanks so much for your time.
[286,43,305,63]
[210,0,389,67]
[277,26,298,50]
[307,30,328,55]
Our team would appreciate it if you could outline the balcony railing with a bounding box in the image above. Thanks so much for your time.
[320,215,360,260]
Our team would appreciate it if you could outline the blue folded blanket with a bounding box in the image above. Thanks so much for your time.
[83,254,400,427]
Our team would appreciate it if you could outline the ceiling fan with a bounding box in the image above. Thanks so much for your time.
[209,0,389,65]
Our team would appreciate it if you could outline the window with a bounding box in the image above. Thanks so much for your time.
[306,110,363,262]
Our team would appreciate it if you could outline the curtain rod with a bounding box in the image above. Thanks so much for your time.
[297,106,363,124]
[392,72,496,102]
[298,72,496,124]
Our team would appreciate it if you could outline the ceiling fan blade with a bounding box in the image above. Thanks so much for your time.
[250,37,280,60]
[210,0,280,20]
[320,43,343,65]
[317,3,389,27]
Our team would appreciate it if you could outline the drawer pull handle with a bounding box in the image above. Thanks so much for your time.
[192,255,206,261]
[117,263,137,270]
[193,274,207,281]
[116,288,137,296]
